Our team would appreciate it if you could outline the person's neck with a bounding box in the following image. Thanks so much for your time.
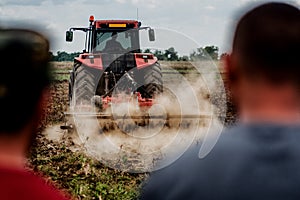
[239,95,300,125]
[240,109,300,125]
[0,129,31,170]
[0,151,25,170]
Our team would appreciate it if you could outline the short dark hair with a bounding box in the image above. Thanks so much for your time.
[0,29,51,133]
[232,2,300,84]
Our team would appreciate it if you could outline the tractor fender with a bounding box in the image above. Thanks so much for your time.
[74,53,103,70]
[134,53,158,69]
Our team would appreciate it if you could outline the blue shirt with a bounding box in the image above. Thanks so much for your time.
[140,123,300,200]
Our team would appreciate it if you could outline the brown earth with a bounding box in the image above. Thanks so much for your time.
[27,61,237,199]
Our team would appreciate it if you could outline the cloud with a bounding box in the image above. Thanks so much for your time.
[115,0,127,3]
[204,5,216,10]
[1,0,77,6]
[2,0,42,6]
[5,0,295,54]
[130,0,159,8]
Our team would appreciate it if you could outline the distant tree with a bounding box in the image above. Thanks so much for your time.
[164,47,178,61]
[153,50,166,60]
[143,48,152,53]
[57,51,69,61]
[189,47,207,61]
[178,55,189,61]
[204,46,219,60]
[190,45,219,61]
[51,51,81,61]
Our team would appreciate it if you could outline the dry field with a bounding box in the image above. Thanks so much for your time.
[28,61,236,200]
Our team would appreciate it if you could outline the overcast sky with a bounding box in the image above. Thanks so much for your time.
[1,0,299,56]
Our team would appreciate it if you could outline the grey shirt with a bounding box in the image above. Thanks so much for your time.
[140,123,300,200]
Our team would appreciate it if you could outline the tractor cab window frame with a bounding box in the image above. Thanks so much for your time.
[93,29,140,53]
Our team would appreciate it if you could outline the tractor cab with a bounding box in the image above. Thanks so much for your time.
[95,30,138,53]
[66,16,155,54]
[94,20,141,54]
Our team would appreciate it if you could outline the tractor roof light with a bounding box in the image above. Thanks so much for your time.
[89,15,94,23]
[108,24,127,28]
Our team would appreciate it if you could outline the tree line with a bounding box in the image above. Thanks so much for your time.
[145,46,220,61]
[50,51,81,62]
[50,45,222,62]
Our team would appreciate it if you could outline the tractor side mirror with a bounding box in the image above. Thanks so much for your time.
[66,31,73,42]
[148,29,155,42]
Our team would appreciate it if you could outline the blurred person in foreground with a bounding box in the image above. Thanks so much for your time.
[140,2,300,200]
[0,28,69,199]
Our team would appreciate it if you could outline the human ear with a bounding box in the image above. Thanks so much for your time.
[224,54,241,108]
[224,54,237,84]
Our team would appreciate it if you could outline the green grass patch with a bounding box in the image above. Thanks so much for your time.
[29,138,147,200]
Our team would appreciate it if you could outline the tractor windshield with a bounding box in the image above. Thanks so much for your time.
[94,30,140,53]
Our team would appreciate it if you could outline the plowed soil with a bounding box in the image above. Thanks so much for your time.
[27,61,237,200]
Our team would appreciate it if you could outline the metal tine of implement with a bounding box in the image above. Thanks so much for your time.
[64,112,211,119]
[62,113,211,131]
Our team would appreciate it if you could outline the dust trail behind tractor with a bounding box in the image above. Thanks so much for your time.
[60,60,221,172]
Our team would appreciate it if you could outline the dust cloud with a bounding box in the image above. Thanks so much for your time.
[61,60,226,173]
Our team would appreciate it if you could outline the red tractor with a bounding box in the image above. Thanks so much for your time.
[66,16,162,111]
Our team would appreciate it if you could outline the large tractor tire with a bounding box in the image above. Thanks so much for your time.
[142,62,163,98]
[70,62,99,109]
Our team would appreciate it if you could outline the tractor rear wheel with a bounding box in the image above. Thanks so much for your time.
[71,62,98,108]
[141,62,163,98]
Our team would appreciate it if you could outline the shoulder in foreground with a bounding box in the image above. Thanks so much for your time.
[140,123,300,199]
